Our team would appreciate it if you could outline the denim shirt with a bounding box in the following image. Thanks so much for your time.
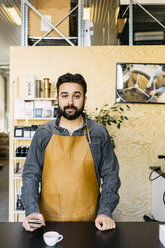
[21,113,120,218]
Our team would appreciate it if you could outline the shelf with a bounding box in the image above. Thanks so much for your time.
[28,36,78,46]
[13,137,32,140]
[13,174,22,179]
[29,36,78,40]
[13,157,26,160]
[13,117,55,120]
[13,210,25,214]
[12,98,57,101]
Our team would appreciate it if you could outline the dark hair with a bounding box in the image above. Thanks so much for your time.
[56,73,87,96]
[162,65,165,72]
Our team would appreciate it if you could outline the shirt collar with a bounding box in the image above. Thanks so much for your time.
[54,112,87,131]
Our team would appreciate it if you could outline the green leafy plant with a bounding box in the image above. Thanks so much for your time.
[86,103,130,148]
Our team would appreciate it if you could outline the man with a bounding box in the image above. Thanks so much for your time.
[147,65,165,96]
[22,73,120,232]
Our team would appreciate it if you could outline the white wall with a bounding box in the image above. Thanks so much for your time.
[0,74,5,132]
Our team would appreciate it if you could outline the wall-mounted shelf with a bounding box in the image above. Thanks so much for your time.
[13,175,22,179]
[13,210,25,214]
[13,118,55,120]
[13,157,26,160]
[12,98,57,101]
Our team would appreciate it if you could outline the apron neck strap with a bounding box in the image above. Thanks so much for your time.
[84,125,91,144]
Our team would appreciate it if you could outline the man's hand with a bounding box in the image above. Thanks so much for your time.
[149,90,156,96]
[22,212,45,232]
[95,215,116,231]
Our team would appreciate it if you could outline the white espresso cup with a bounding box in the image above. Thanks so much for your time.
[43,231,63,246]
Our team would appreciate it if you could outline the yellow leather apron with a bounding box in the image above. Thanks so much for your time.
[39,126,100,221]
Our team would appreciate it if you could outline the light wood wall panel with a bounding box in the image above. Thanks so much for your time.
[10,45,165,221]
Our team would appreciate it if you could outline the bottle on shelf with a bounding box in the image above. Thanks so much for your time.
[16,146,29,157]
[25,146,29,157]
[16,193,24,210]
[36,80,41,98]
[44,78,51,98]
[20,146,26,157]
[14,162,20,174]
[16,146,21,157]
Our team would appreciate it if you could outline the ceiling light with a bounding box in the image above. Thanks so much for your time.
[84,7,90,20]
[2,5,21,25]
[7,7,21,25]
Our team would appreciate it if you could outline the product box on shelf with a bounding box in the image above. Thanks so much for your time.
[25,76,36,98]
[34,108,43,118]
[31,125,39,138]
[23,127,31,138]
[14,125,39,138]
[42,109,52,118]
[33,0,70,9]
[34,101,52,118]
[14,126,24,137]
[14,100,25,118]
[29,8,70,37]
[24,101,34,118]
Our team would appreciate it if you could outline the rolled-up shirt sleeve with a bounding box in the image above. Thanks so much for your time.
[149,68,162,85]
[156,86,165,94]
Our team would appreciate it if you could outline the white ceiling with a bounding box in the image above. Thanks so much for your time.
[0,0,21,65]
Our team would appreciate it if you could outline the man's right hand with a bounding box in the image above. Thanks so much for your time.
[22,212,45,232]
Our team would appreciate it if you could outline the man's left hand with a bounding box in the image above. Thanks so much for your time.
[149,90,156,96]
[95,214,116,231]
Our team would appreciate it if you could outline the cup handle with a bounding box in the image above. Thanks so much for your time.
[58,235,63,242]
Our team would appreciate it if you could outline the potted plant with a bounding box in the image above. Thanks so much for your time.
[86,103,130,148]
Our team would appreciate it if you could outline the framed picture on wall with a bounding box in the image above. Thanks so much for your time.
[116,63,165,103]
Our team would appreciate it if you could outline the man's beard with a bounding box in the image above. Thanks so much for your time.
[58,102,85,120]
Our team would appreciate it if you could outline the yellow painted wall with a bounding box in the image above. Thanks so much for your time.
[10,46,165,221]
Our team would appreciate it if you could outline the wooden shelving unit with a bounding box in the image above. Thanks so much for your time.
[9,78,57,221]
